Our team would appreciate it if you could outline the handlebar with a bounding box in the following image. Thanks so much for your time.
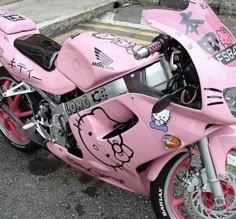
[134,35,169,60]
[134,41,162,60]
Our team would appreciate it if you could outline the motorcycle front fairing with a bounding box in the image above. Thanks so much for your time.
[146,0,236,124]
[146,0,236,67]
[145,0,236,176]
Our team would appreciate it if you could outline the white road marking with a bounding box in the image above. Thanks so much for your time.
[228,153,236,167]
[140,9,147,26]
[93,10,156,31]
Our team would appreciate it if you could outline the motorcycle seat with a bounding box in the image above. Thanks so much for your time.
[14,34,61,71]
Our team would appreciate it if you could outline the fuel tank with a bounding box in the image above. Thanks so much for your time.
[56,32,159,92]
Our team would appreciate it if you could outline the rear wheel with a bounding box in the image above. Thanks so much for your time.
[0,70,38,152]
[150,153,236,219]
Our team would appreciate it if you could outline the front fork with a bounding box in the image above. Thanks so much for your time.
[199,137,226,207]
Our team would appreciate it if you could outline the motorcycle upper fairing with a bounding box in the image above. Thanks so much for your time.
[146,0,236,67]
[146,0,236,124]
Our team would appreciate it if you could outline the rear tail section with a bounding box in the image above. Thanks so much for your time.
[0,8,37,34]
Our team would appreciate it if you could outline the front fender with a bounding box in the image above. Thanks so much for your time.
[208,125,236,175]
[147,149,187,181]
[147,125,236,181]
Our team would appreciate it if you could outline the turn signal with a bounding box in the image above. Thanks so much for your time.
[163,135,181,149]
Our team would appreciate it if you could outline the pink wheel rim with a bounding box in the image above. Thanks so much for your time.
[0,79,33,144]
[167,156,189,219]
[167,156,235,218]
[201,180,235,209]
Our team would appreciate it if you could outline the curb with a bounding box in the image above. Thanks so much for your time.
[38,1,119,37]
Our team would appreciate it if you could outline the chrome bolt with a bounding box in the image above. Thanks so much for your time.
[216,198,224,204]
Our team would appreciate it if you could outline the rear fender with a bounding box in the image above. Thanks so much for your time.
[147,149,187,181]
[208,125,236,175]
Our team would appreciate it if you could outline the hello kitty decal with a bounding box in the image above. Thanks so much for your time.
[216,27,234,48]
[74,107,134,171]
[150,109,171,133]
[66,156,125,184]
[198,26,236,65]
[198,27,235,54]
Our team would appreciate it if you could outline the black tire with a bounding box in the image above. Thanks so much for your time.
[0,68,39,153]
[150,152,236,219]
[150,153,187,219]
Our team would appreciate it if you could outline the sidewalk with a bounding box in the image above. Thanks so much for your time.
[91,2,236,37]
[1,0,120,36]
[1,0,235,37]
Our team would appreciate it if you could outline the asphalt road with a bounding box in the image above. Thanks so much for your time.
[1,3,236,219]
[0,136,155,219]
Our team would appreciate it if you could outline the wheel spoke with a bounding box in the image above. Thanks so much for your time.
[172,196,185,207]
[178,161,189,168]
[15,110,33,118]
[0,77,33,146]
[7,119,28,141]
[7,97,14,106]
[11,95,21,111]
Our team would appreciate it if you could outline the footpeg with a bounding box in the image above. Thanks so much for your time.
[22,122,36,130]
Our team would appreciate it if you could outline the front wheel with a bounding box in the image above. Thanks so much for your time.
[150,153,236,219]
[0,70,38,153]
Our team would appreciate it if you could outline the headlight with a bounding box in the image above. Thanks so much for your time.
[224,88,236,117]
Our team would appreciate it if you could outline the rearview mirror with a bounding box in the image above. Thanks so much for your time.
[152,94,172,113]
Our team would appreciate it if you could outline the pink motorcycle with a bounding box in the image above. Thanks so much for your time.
[0,0,236,218]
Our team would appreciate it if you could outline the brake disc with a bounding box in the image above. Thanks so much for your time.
[184,173,236,219]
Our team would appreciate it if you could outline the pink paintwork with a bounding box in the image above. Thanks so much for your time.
[146,2,236,67]
[0,1,236,217]
[56,32,159,92]
[0,12,76,95]
[0,9,36,34]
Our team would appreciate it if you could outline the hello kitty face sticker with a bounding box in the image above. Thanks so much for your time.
[74,107,134,171]
[108,138,133,164]
[150,109,171,133]
[216,27,234,49]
